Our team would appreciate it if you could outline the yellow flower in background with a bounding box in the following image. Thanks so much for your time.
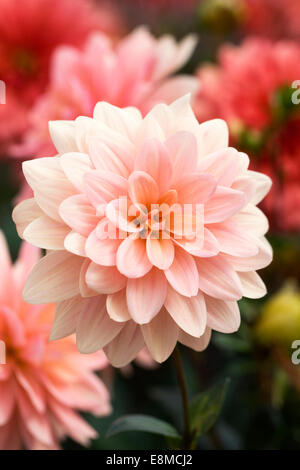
[256,284,300,346]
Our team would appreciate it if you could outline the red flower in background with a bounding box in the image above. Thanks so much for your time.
[195,38,300,232]
[0,0,124,153]
[244,0,300,40]
[131,0,197,11]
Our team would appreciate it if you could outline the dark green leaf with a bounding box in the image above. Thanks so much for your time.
[106,414,181,439]
[189,378,230,438]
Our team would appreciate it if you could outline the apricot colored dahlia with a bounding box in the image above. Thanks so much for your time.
[13,96,272,365]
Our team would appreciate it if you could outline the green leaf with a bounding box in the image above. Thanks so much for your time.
[106,414,181,439]
[189,378,230,438]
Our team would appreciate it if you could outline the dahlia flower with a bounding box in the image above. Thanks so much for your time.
[13,95,272,366]
[195,38,300,232]
[0,0,123,152]
[131,0,196,10]
[0,233,110,450]
[16,28,197,158]
[244,0,300,40]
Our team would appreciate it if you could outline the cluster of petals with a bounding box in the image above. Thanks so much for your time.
[13,95,272,366]
[244,0,300,40]
[0,233,110,450]
[195,38,300,231]
[16,28,198,158]
[0,0,123,153]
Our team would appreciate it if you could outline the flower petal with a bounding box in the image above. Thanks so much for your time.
[23,251,83,304]
[76,297,124,353]
[88,137,129,178]
[85,225,121,266]
[165,131,198,184]
[50,295,85,341]
[197,147,241,186]
[231,204,269,237]
[135,138,172,195]
[204,186,246,224]
[23,158,76,222]
[238,271,267,299]
[79,259,98,298]
[64,231,86,256]
[127,269,167,324]
[178,327,211,351]
[86,262,126,294]
[205,296,240,333]
[248,171,272,205]
[197,119,229,159]
[128,171,159,206]
[208,221,259,258]
[141,308,178,362]
[12,198,43,238]
[196,255,243,301]
[164,246,199,297]
[117,236,152,278]
[164,287,206,337]
[59,194,98,236]
[49,120,77,154]
[226,237,273,272]
[106,198,140,233]
[192,228,220,258]
[84,169,128,207]
[176,173,217,204]
[106,289,131,322]
[146,237,174,270]
[93,102,142,142]
[104,322,144,367]
[23,215,69,250]
[60,152,92,192]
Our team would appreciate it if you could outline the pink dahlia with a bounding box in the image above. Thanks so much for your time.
[0,233,110,450]
[13,96,272,366]
[0,0,123,152]
[16,28,198,157]
[195,38,300,232]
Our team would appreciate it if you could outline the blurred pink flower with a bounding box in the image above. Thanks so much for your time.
[13,96,272,365]
[0,233,110,450]
[15,28,198,158]
[195,38,300,232]
[0,91,28,154]
[0,0,124,153]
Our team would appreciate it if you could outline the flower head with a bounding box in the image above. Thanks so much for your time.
[0,0,123,152]
[244,0,300,40]
[195,38,300,232]
[13,95,272,366]
[15,28,198,157]
[0,233,110,450]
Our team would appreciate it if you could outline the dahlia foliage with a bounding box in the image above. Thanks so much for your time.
[0,233,110,450]
[13,95,272,366]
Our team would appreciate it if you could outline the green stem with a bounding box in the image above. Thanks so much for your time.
[172,346,193,449]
